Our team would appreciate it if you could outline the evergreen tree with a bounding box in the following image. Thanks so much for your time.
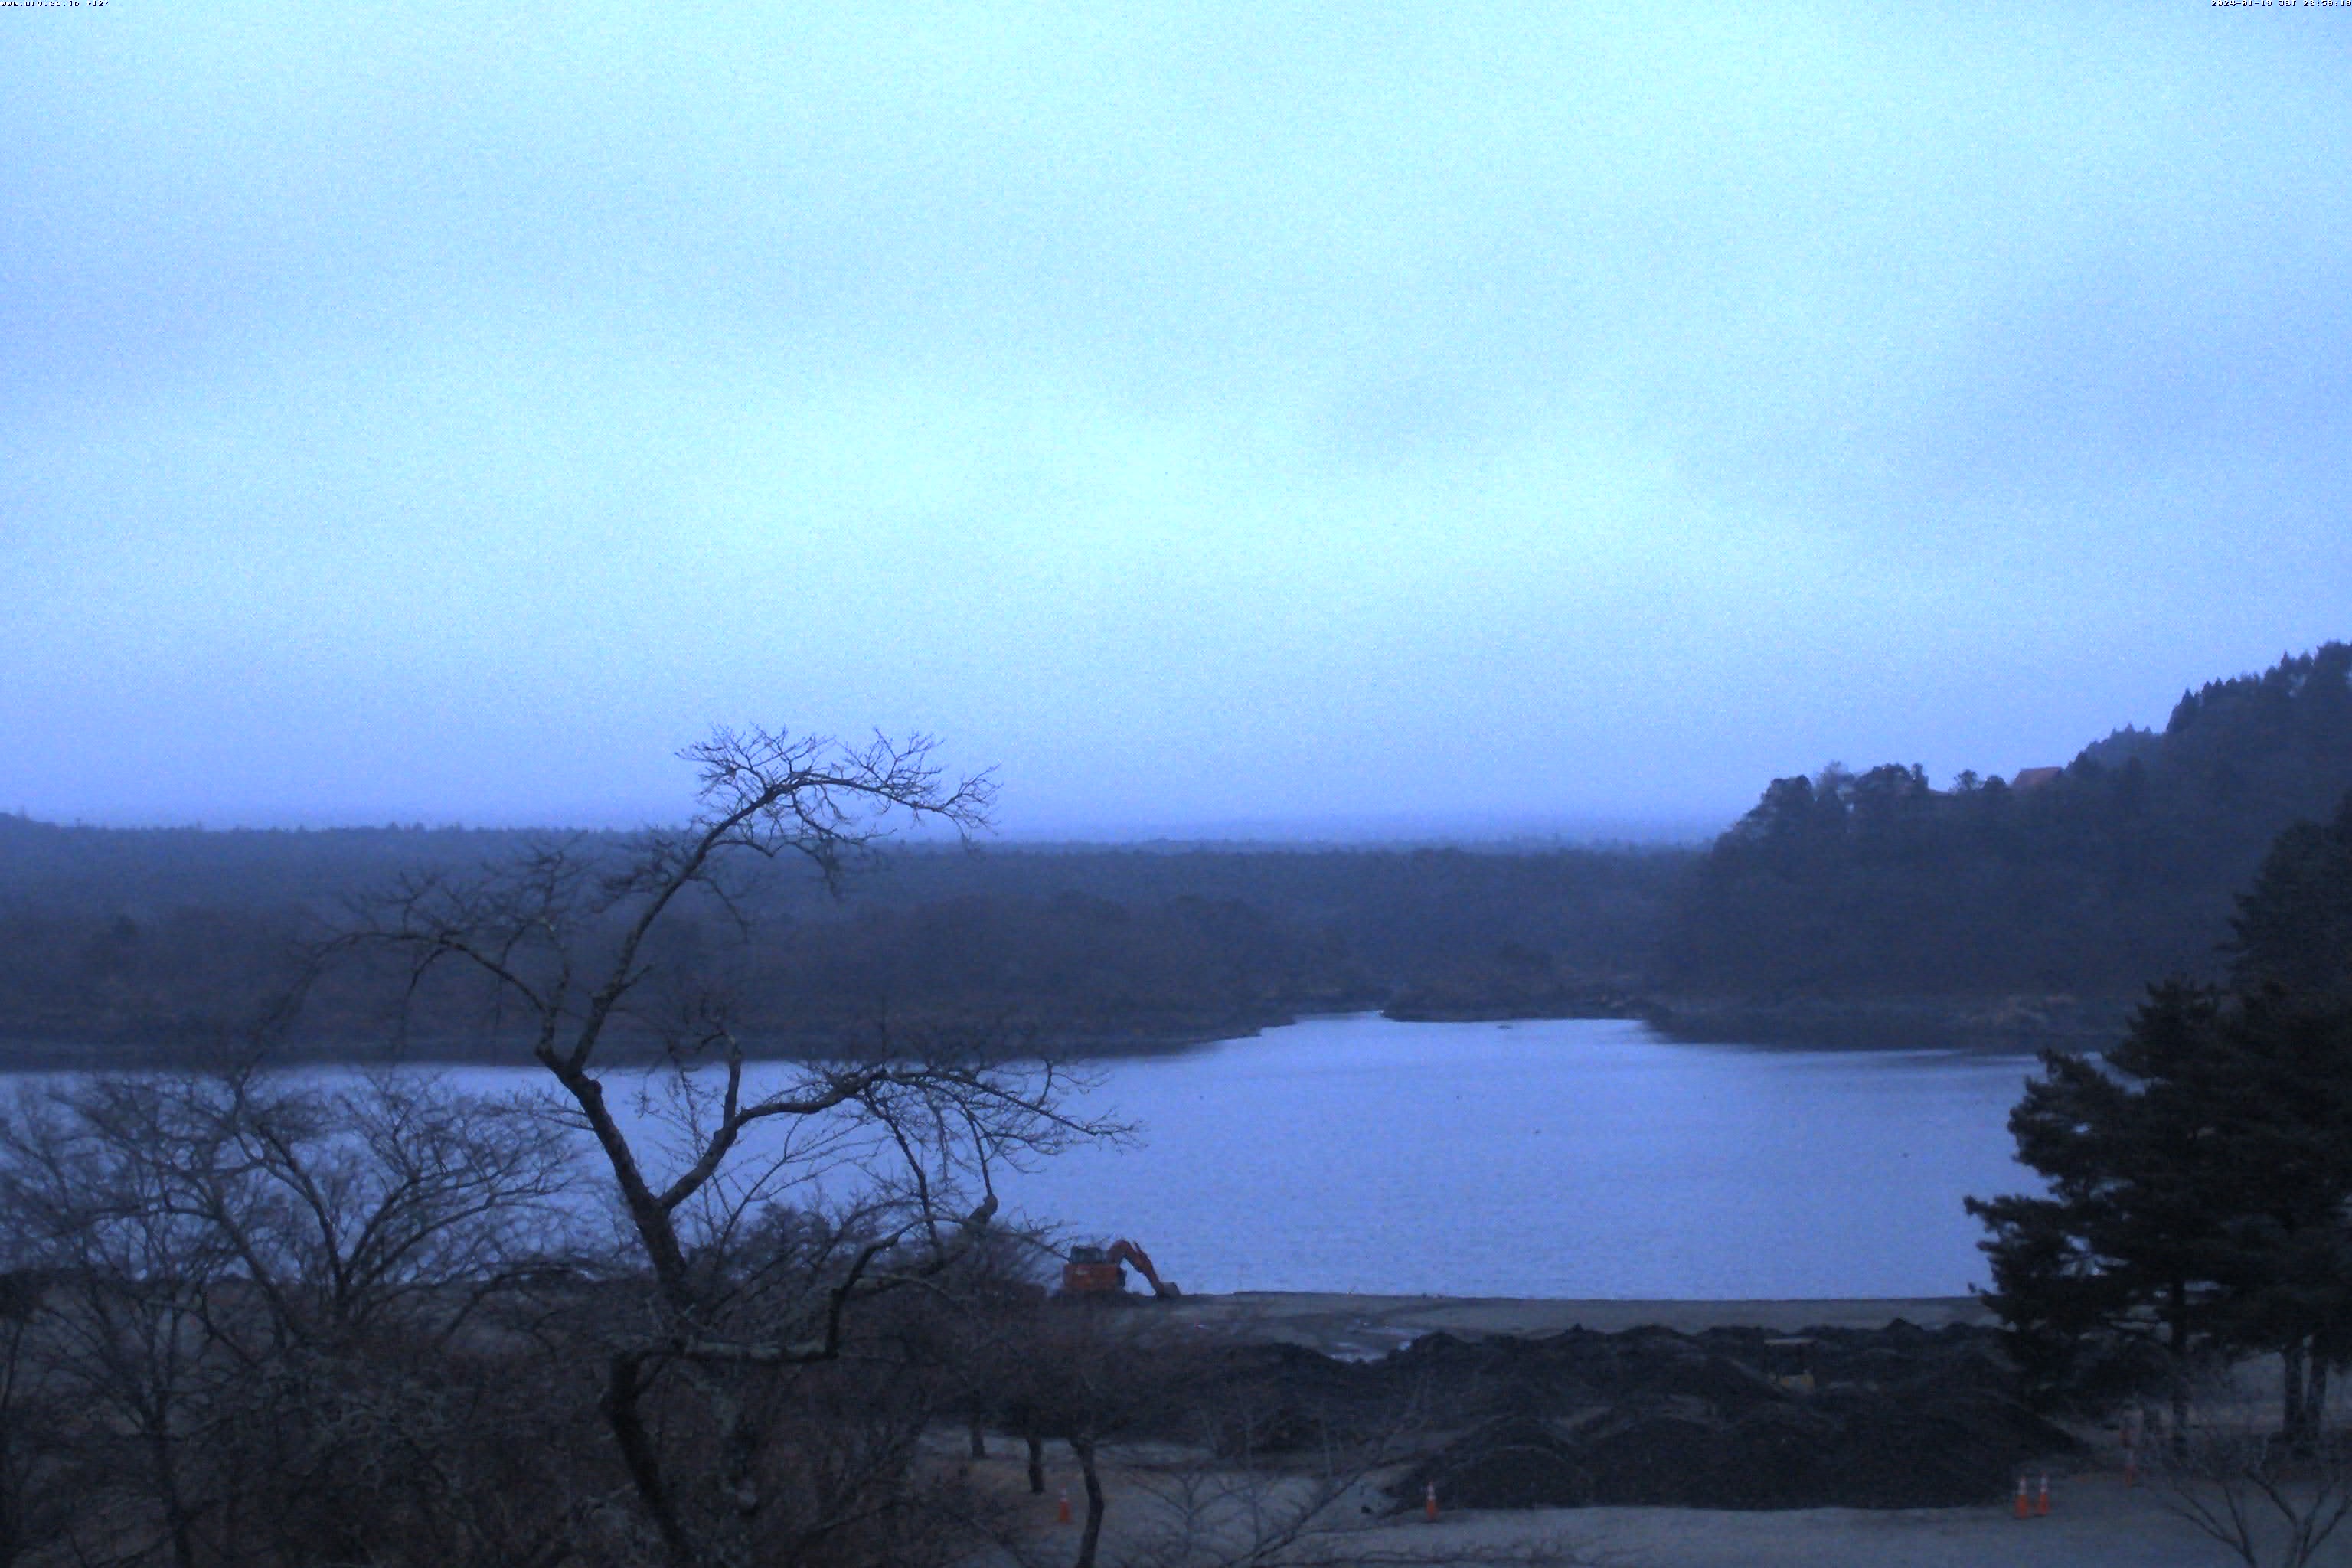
[1966,985,2237,1405]
[2230,790,2352,1009]
[1969,800,2352,1432]
[1673,643,2352,1001]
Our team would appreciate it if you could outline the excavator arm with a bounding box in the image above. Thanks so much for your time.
[1104,1238,1181,1298]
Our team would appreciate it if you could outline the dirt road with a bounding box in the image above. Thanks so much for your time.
[982,1457,2270,1568]
[1405,1485,2255,1566]
[979,1452,2263,1568]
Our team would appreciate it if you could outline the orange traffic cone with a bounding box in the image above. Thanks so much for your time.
[1057,1488,1072,1525]
[2014,1477,2030,1519]
[2035,1474,2050,1517]
[1425,1482,1439,1522]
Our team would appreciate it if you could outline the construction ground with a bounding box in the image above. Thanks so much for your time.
[962,1292,2347,1568]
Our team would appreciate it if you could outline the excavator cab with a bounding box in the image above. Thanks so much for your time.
[1058,1238,1181,1299]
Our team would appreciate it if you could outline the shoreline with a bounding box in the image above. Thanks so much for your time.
[0,993,2118,1072]
[1161,1291,1995,1352]
[1640,993,2131,1053]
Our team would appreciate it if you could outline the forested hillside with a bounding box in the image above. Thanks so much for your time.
[1663,643,2352,1028]
[0,816,1687,1059]
[5,643,2349,1060]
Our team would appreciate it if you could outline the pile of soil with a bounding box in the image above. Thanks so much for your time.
[1201,1321,2077,1511]
[1399,1387,2074,1510]
[1386,1324,2074,1510]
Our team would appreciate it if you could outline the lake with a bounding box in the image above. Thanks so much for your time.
[8,1014,2041,1299]
[413,1013,2040,1300]
[992,1015,2039,1299]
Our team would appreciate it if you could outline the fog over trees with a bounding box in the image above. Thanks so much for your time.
[4,645,2350,1062]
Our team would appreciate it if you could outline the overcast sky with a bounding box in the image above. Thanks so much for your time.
[4,5,2348,839]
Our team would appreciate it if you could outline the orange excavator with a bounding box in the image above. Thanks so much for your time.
[1060,1238,1181,1299]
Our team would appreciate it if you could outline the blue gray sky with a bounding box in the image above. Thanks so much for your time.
[5,5,2349,838]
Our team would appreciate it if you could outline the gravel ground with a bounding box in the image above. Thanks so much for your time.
[976,1296,2335,1567]
[986,1459,2289,1567]
[1398,1481,2269,1567]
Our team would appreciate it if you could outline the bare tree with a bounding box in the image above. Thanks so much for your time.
[340,727,1123,1567]
[1,1076,252,1567]
[970,1310,1598,1568]
[2143,1355,2352,1568]
[0,1067,593,1567]
[0,1264,78,1568]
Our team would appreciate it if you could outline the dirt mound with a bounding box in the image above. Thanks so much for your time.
[1628,1348,1790,1408]
[1196,1341,1389,1455]
[1385,1323,2078,1511]
[1403,1390,2073,1511]
[1403,1414,1590,1510]
[1155,1320,2076,1506]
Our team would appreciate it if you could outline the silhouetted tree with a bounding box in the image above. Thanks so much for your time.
[2230,791,2352,1010]
[1970,798,2352,1437]
[339,727,1122,1568]
[1673,645,2352,1008]
[0,1069,589,1566]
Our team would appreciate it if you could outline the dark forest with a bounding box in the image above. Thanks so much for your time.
[4,643,2348,1062]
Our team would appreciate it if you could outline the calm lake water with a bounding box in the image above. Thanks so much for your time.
[15,1015,2042,1300]
[991,1015,2040,1300]
[431,1013,2037,1301]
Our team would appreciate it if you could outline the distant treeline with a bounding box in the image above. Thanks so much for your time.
[0,817,1685,1057]
[5,642,2350,1059]
[1664,642,2352,1029]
